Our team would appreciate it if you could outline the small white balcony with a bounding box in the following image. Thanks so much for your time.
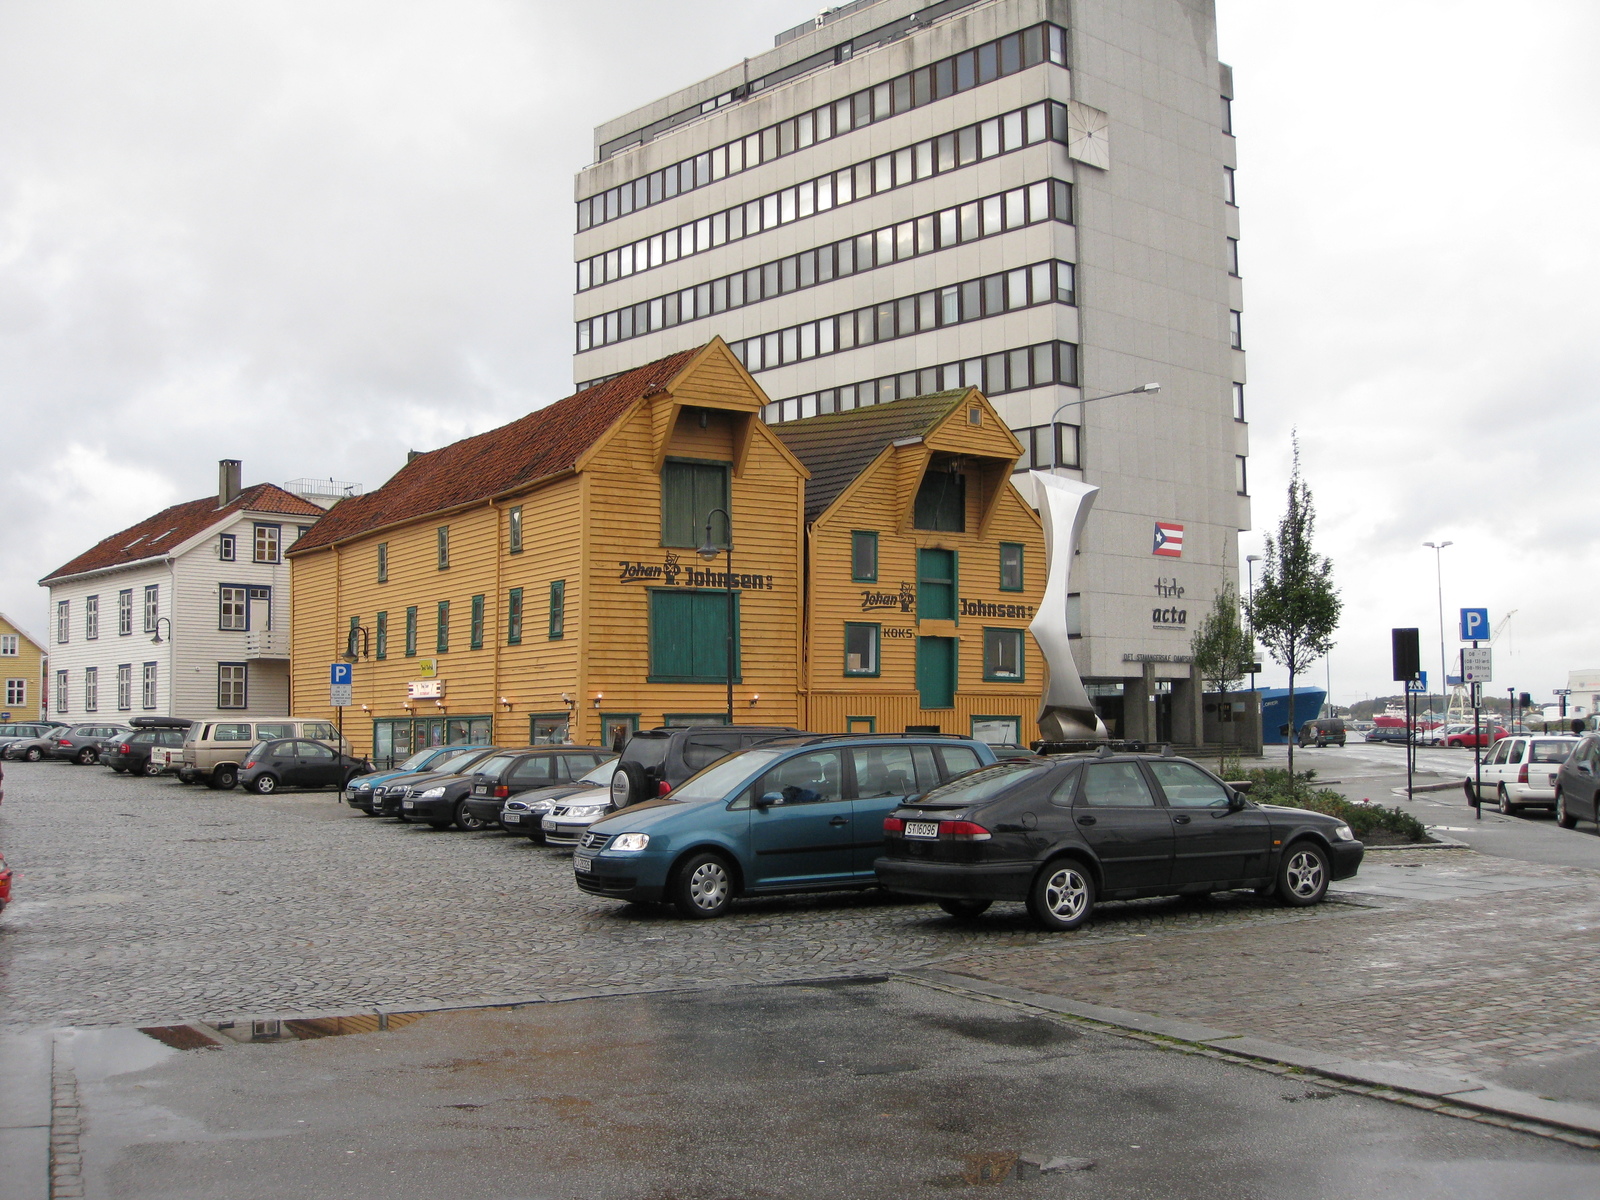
[245,630,290,660]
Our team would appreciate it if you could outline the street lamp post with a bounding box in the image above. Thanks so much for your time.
[1423,541,1452,726]
[1244,554,1261,695]
[1045,382,1160,470]
[698,507,736,726]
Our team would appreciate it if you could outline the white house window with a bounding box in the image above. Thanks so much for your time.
[0,635,16,656]
[5,678,25,706]
[57,600,70,644]
[55,669,68,714]
[253,524,281,563]
[220,534,237,561]
[84,666,99,712]
[117,664,132,710]
[218,663,247,708]
[142,662,158,709]
[118,590,133,636]
[220,586,248,630]
[85,595,99,640]
[144,585,159,633]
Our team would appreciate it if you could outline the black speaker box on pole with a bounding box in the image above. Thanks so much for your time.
[1392,628,1420,683]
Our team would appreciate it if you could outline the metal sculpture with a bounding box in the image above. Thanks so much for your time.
[1028,471,1108,741]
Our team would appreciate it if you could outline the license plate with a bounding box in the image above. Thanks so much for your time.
[402,800,415,809]
[904,821,939,839]
[502,812,521,823]
[574,855,593,873]
[473,786,486,794]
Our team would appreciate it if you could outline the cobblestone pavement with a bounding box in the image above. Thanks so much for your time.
[936,847,1600,1083]
[1,763,1366,1029]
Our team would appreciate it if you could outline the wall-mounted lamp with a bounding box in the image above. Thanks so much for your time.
[434,699,446,710]
[592,692,603,709]
[561,693,574,709]
[360,704,371,713]
[402,701,414,711]
[749,693,760,706]
[150,617,173,645]
[498,696,513,711]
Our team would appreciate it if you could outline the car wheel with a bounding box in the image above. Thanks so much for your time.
[75,748,97,765]
[138,760,159,777]
[1276,842,1330,907]
[210,766,238,790]
[454,800,486,832]
[937,898,992,919]
[1555,791,1577,829]
[1026,860,1095,931]
[670,852,735,919]
[250,774,278,795]
[24,746,43,762]
[1497,785,1518,816]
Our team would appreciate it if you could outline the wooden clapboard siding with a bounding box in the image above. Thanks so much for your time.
[802,388,1045,739]
[499,476,583,729]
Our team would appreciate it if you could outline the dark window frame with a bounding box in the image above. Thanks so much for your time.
[999,543,1024,592]
[470,595,485,650]
[850,531,878,582]
[549,580,566,640]
[844,622,881,677]
[507,587,523,645]
[982,627,1026,682]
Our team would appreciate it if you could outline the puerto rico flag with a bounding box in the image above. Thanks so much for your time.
[1152,522,1184,558]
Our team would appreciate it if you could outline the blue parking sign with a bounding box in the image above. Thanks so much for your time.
[1459,608,1489,641]
[330,662,352,686]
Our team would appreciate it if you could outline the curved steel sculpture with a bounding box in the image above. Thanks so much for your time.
[1028,471,1109,742]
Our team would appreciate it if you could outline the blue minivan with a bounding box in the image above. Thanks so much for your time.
[572,734,997,918]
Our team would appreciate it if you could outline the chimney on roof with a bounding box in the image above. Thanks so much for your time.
[407,450,422,464]
[218,459,242,507]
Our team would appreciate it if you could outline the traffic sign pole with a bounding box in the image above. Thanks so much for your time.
[1470,647,1482,819]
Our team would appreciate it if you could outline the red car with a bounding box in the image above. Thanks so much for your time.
[1444,725,1508,749]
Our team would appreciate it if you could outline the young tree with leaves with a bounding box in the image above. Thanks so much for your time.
[1190,584,1253,777]
[1250,438,1342,790]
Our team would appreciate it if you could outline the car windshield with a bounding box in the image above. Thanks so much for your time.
[577,760,618,786]
[1531,741,1577,764]
[622,736,671,769]
[398,749,441,771]
[467,754,517,778]
[671,748,789,802]
[433,750,492,775]
[912,760,1047,808]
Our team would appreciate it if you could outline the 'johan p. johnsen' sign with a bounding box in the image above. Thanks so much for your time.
[618,553,776,591]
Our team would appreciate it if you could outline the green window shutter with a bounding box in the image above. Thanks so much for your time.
[507,588,523,645]
[917,548,956,621]
[661,460,730,548]
[549,580,565,640]
[404,606,418,657]
[470,595,485,649]
[347,616,360,659]
[916,637,957,708]
[375,612,388,660]
[436,601,449,653]
[999,543,1024,591]
[851,531,878,582]
[913,468,966,532]
[649,590,740,681]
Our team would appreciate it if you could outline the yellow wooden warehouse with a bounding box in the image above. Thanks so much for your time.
[287,339,1045,761]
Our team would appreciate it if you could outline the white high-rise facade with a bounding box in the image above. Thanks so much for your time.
[573,0,1249,742]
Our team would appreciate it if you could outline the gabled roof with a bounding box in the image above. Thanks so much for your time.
[0,613,46,651]
[769,391,969,521]
[290,346,702,555]
[41,484,325,584]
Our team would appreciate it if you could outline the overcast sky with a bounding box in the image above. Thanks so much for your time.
[2,0,1595,707]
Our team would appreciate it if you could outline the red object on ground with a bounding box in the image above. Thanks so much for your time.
[0,854,12,914]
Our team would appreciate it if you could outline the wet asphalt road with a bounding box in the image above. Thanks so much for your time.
[66,977,1600,1200]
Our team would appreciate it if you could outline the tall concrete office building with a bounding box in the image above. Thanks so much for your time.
[572,0,1249,741]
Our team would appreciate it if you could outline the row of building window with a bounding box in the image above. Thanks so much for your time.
[216,523,305,564]
[577,179,1072,352]
[56,587,159,644]
[848,530,1023,591]
[580,22,1066,229]
[354,583,566,659]
[576,99,1075,299]
[53,663,159,713]
[844,623,1023,682]
[759,340,1079,425]
[373,506,531,587]
[728,260,1075,375]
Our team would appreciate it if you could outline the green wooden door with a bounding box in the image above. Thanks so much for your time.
[916,549,956,620]
[916,637,957,709]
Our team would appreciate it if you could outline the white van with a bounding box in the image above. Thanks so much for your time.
[180,718,352,789]
[1470,735,1581,814]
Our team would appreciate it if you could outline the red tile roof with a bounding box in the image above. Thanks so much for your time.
[289,347,702,555]
[41,484,326,583]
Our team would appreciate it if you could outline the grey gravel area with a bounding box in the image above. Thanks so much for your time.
[0,763,1368,1028]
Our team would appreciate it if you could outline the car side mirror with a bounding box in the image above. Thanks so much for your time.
[755,791,784,808]
[1226,780,1253,796]
[1226,788,1248,810]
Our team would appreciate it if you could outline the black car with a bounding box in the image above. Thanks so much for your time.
[464,755,616,838]
[400,746,612,831]
[48,722,133,764]
[608,725,803,808]
[102,719,191,775]
[875,750,1363,930]
[239,739,369,794]
[1363,726,1408,744]
[1555,734,1600,830]
[359,746,504,816]
[1298,718,1346,748]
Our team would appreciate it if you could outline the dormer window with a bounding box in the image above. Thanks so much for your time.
[913,460,966,532]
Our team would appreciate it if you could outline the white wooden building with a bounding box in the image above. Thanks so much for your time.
[39,462,330,722]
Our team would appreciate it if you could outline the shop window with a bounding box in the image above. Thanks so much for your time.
[851,531,878,582]
[917,549,956,621]
[661,459,730,548]
[844,623,880,676]
[530,713,570,744]
[649,589,740,682]
[999,543,1024,592]
[983,628,1025,681]
[914,467,965,531]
